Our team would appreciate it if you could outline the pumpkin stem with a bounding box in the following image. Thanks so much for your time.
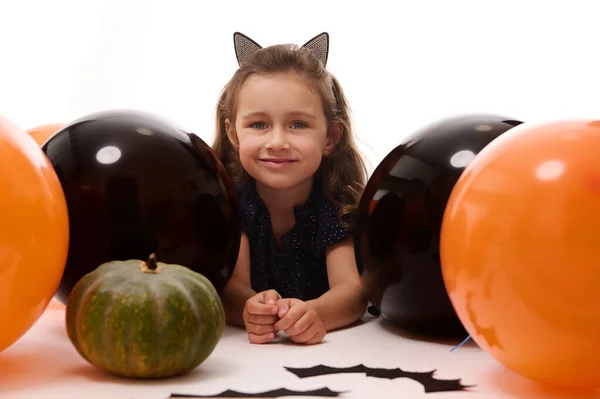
[139,253,161,274]
[147,253,158,270]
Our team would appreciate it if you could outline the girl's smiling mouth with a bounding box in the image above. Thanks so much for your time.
[260,157,298,168]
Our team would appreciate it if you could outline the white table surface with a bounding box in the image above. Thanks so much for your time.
[2,303,599,399]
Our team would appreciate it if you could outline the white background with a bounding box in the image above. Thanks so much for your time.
[1,0,599,174]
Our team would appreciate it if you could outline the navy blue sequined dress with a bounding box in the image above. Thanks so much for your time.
[236,178,350,301]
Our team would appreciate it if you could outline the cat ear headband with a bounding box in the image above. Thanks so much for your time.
[233,32,330,67]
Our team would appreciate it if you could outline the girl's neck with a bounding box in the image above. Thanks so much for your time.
[255,177,314,214]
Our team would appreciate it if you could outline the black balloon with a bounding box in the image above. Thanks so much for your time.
[354,114,523,337]
[42,109,241,304]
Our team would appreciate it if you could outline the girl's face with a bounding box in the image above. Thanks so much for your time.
[226,71,338,190]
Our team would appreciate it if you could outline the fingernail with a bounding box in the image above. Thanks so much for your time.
[266,299,275,305]
[271,307,278,314]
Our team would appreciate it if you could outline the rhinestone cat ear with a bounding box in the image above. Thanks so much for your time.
[233,32,262,66]
[233,32,330,67]
[301,32,329,67]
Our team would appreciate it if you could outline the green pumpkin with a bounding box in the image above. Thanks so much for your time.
[65,254,225,379]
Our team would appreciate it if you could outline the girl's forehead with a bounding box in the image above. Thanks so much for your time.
[241,71,316,90]
[237,72,323,113]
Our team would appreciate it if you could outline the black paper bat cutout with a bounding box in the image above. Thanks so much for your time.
[284,364,473,393]
[169,387,346,398]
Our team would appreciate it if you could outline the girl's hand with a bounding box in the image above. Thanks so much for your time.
[243,289,281,344]
[274,298,326,345]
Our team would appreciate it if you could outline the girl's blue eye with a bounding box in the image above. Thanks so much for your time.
[291,121,308,129]
[251,122,267,130]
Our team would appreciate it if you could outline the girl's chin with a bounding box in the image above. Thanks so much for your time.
[252,174,314,191]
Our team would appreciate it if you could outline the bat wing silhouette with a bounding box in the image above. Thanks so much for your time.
[284,364,473,393]
[169,387,346,398]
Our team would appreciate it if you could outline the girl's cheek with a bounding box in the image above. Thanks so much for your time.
[242,137,266,152]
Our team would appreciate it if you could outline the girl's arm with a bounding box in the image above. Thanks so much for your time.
[307,237,368,331]
[221,232,257,327]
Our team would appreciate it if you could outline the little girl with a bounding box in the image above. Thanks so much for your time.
[212,32,368,345]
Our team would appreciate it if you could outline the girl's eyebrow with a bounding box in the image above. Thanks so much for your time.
[287,111,317,120]
[239,111,268,120]
[240,111,318,120]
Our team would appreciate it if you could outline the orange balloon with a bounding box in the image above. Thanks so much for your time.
[27,123,63,146]
[0,116,69,353]
[26,122,66,311]
[441,119,600,390]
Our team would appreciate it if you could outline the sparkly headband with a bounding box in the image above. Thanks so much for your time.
[233,32,330,67]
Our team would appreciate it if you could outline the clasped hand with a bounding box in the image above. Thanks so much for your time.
[242,289,325,345]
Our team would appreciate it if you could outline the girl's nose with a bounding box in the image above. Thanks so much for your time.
[265,128,290,151]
